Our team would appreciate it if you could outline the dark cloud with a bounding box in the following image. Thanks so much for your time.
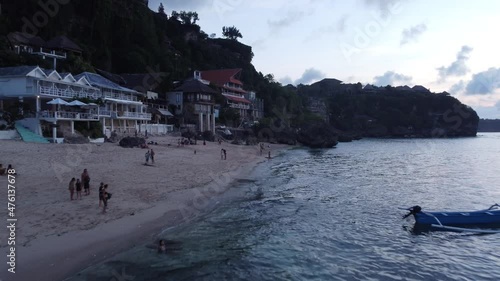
[373,71,412,86]
[437,45,473,81]
[465,67,500,95]
[400,23,427,45]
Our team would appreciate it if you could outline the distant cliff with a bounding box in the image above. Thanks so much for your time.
[478,119,500,132]
[295,79,479,138]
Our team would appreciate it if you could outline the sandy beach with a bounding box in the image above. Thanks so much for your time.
[0,136,287,281]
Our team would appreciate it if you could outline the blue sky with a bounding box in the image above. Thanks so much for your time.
[149,0,500,118]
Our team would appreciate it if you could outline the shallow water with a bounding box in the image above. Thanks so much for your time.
[67,133,500,281]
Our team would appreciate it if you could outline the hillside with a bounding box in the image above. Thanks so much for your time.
[0,0,479,140]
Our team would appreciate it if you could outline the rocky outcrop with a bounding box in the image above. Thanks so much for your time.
[296,122,338,148]
[119,137,145,148]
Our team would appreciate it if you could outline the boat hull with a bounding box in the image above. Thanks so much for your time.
[414,210,500,226]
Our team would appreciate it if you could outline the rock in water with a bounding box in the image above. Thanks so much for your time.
[297,122,338,148]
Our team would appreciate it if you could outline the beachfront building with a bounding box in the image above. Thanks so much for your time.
[173,78,217,133]
[245,91,264,121]
[0,66,151,141]
[0,66,100,141]
[198,69,264,124]
[7,32,82,69]
[120,73,174,134]
[74,72,150,136]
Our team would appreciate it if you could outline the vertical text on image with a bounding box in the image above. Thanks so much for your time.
[6,168,17,274]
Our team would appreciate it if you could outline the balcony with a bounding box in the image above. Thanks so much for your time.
[103,92,138,102]
[117,111,152,120]
[38,111,99,121]
[228,103,250,110]
[39,86,100,100]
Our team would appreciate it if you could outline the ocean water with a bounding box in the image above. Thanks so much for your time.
[67,133,500,281]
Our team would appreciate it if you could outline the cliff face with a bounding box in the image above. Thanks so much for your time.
[298,80,479,138]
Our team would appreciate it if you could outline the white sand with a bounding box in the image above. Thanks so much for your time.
[0,137,287,281]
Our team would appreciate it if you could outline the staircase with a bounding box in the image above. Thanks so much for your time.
[15,123,50,144]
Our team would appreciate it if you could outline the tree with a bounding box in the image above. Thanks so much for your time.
[222,26,242,40]
[179,11,199,25]
[171,10,179,20]
[158,3,166,15]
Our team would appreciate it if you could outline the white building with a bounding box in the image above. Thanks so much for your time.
[0,66,151,141]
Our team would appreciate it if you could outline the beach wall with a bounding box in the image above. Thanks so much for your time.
[0,130,19,139]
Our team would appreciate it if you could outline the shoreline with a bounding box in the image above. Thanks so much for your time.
[0,137,289,281]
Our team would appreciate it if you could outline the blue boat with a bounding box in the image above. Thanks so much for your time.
[403,204,500,233]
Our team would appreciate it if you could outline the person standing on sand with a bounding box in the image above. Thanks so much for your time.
[145,150,151,164]
[81,169,90,196]
[75,179,82,199]
[102,190,108,213]
[221,149,224,160]
[223,149,227,160]
[150,149,155,164]
[99,182,105,207]
[68,178,76,200]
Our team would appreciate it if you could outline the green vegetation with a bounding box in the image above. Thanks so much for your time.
[0,0,479,139]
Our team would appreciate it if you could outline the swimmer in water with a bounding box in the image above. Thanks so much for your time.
[158,239,166,253]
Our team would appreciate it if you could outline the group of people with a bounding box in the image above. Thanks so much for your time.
[145,149,155,164]
[68,169,91,200]
[67,169,112,214]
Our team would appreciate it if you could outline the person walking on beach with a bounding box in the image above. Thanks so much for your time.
[68,178,76,200]
[75,179,82,199]
[145,150,151,164]
[150,149,155,164]
[81,169,90,196]
[102,186,111,214]
[99,182,105,207]
[221,149,224,160]
[222,149,227,160]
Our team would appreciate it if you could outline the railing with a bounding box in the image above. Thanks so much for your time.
[117,112,152,119]
[39,86,100,99]
[38,111,99,121]
[98,109,112,117]
[103,92,138,101]
[228,103,250,110]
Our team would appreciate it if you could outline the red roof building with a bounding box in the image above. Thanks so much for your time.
[198,69,253,122]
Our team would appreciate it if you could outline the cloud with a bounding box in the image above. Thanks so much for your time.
[279,76,293,85]
[465,67,500,95]
[267,10,305,33]
[149,0,208,11]
[282,68,326,85]
[373,71,412,86]
[304,15,349,42]
[295,68,326,85]
[337,15,349,33]
[496,100,500,111]
[449,80,465,95]
[437,45,473,81]
[400,23,427,45]
[363,0,405,17]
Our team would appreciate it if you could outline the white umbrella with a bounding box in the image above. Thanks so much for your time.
[67,100,88,106]
[47,98,69,105]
